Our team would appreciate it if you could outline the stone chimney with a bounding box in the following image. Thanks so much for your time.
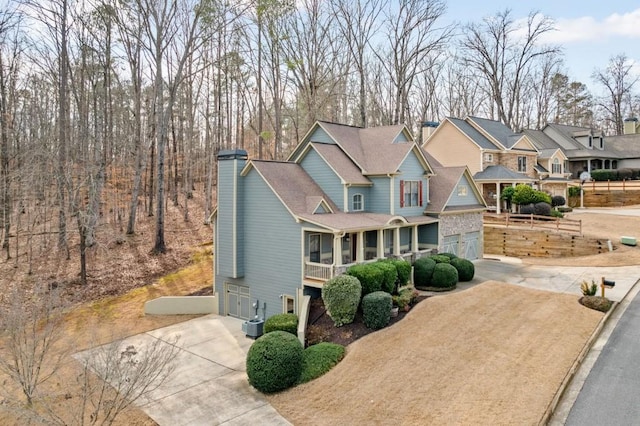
[421,121,439,144]
[624,117,639,135]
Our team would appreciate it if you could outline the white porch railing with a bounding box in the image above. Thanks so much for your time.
[304,261,333,281]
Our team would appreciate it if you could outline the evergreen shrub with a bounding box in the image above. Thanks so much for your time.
[361,291,392,330]
[264,313,299,335]
[246,331,303,393]
[321,275,361,327]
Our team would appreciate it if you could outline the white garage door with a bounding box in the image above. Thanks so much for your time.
[442,235,460,256]
[463,232,480,260]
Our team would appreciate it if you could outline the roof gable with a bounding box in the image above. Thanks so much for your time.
[510,135,538,152]
[426,166,486,213]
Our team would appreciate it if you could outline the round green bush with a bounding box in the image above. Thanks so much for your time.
[361,291,392,330]
[450,258,475,282]
[298,343,345,384]
[413,257,436,288]
[372,261,398,294]
[438,252,458,260]
[430,254,451,264]
[346,263,383,296]
[322,275,362,327]
[379,258,411,291]
[534,202,552,216]
[246,331,304,393]
[264,313,298,335]
[431,263,458,289]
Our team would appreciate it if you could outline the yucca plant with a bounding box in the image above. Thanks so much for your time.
[580,280,598,296]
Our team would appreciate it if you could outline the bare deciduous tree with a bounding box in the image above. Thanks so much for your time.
[593,53,640,135]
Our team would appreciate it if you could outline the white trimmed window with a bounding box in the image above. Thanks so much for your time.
[552,158,562,174]
[400,180,422,207]
[517,156,527,173]
[484,153,494,162]
[352,193,363,211]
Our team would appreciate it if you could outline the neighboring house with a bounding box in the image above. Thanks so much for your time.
[213,121,486,320]
[524,124,618,179]
[606,118,640,169]
[423,116,571,213]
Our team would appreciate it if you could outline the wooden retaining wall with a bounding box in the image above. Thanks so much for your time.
[484,226,610,258]
[582,191,640,207]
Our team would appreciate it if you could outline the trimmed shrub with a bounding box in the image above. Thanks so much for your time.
[346,263,383,296]
[532,191,552,204]
[551,195,566,207]
[246,331,303,393]
[519,203,535,214]
[590,169,617,181]
[372,261,398,294]
[414,257,436,288]
[321,275,362,327]
[533,202,552,216]
[381,258,412,290]
[431,263,458,289]
[361,291,392,330]
[430,254,451,264]
[568,186,581,197]
[438,252,458,260]
[512,184,537,205]
[551,210,564,218]
[450,258,475,282]
[264,313,298,335]
[298,343,345,384]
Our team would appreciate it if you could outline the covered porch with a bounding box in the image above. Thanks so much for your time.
[302,216,438,287]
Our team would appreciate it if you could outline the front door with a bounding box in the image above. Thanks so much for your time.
[226,283,251,319]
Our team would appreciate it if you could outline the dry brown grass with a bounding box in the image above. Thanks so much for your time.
[268,282,603,425]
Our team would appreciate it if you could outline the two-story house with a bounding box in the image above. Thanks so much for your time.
[423,117,571,212]
[523,124,618,179]
[213,121,486,320]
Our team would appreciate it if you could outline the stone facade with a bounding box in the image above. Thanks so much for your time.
[439,212,484,236]
[498,152,538,178]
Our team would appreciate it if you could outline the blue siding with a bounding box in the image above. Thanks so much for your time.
[347,186,371,212]
[369,176,391,214]
[241,169,302,319]
[447,174,481,207]
[397,151,427,216]
[394,131,409,143]
[216,158,245,278]
[309,127,335,144]
[300,148,344,210]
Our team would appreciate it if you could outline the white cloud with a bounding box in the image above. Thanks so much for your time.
[541,8,640,44]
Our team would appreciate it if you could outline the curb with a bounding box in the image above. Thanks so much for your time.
[539,279,640,425]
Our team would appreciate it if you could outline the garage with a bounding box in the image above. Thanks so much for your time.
[463,231,480,260]
[442,231,480,260]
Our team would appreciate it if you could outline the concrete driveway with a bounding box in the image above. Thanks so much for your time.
[77,258,640,426]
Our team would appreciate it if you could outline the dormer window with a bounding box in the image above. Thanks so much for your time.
[552,158,562,174]
[588,136,593,148]
[352,193,363,211]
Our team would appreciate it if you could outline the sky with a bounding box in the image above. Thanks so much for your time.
[444,1,640,92]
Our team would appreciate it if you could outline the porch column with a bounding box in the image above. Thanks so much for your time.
[377,229,384,259]
[393,228,400,256]
[495,182,501,214]
[333,235,342,265]
[412,225,419,252]
[356,231,364,262]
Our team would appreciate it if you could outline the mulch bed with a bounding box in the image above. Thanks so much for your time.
[305,295,429,347]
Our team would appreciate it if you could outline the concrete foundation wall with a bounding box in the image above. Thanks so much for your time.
[144,295,218,315]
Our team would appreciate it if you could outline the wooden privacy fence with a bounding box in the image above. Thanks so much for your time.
[579,179,640,191]
[483,213,582,235]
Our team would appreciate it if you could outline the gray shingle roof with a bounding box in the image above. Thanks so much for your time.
[447,117,500,150]
[311,143,371,185]
[298,212,438,233]
[606,134,640,159]
[250,161,339,216]
[424,166,485,213]
[473,165,534,182]
[468,116,521,149]
[319,121,417,175]
[523,129,560,150]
